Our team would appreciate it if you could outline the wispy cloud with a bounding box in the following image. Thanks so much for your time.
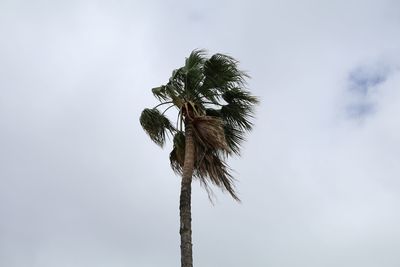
[345,63,392,119]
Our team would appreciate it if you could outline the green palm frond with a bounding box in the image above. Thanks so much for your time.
[183,50,207,101]
[201,54,248,93]
[186,68,204,100]
[185,49,207,71]
[205,108,249,155]
[221,101,255,131]
[222,88,259,105]
[205,108,222,117]
[169,131,185,174]
[152,85,169,101]
[223,123,245,155]
[165,69,185,99]
[140,108,175,147]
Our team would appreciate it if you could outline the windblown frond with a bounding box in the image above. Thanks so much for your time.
[170,131,185,174]
[223,123,245,155]
[152,86,169,102]
[205,107,249,155]
[222,88,259,105]
[194,148,239,201]
[221,101,255,131]
[192,116,229,152]
[140,108,174,147]
[205,108,222,117]
[190,115,240,200]
[201,54,248,93]
[185,49,207,70]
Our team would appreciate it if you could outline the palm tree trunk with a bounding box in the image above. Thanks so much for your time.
[180,122,195,267]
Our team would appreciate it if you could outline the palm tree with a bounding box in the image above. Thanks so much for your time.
[140,49,258,267]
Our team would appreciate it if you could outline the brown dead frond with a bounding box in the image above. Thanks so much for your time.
[192,116,230,153]
[194,148,239,201]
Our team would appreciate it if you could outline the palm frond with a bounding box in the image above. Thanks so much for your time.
[169,131,185,174]
[221,102,255,131]
[140,108,174,147]
[205,107,250,155]
[192,116,229,153]
[194,149,239,201]
[152,86,169,102]
[186,67,205,100]
[223,123,245,155]
[168,69,186,95]
[222,88,259,105]
[182,50,208,101]
[201,54,248,94]
[205,108,222,117]
[152,82,184,107]
[185,49,207,71]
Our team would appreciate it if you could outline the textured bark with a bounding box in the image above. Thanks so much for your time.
[180,122,195,267]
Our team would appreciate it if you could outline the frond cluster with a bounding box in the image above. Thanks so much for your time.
[139,108,174,147]
[140,49,259,200]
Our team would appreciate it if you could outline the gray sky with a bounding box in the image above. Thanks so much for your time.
[1,0,400,266]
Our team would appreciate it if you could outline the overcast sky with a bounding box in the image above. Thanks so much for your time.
[1,0,400,266]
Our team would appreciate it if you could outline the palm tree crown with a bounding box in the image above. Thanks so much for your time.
[140,49,258,200]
